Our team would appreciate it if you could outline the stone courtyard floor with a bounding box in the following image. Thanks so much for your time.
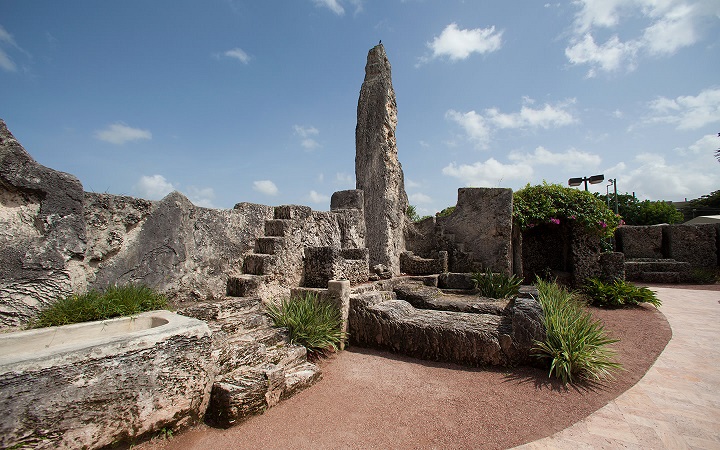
[139,285,719,449]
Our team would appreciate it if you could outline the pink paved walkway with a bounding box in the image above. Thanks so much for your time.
[516,287,720,449]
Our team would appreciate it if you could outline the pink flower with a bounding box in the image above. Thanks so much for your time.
[549,218,560,225]
[598,220,607,228]
[570,215,576,220]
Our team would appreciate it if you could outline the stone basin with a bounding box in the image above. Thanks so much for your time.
[0,310,215,450]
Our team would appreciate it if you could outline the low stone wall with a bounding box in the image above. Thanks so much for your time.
[615,225,664,259]
[303,247,369,288]
[616,223,719,270]
[399,251,448,275]
[348,282,544,367]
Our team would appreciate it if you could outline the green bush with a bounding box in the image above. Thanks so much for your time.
[514,182,620,239]
[582,278,661,308]
[471,269,522,299]
[31,284,168,328]
[533,279,621,384]
[266,293,347,356]
[690,268,720,284]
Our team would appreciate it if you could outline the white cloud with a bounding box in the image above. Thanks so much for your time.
[308,190,330,204]
[253,180,279,196]
[447,99,578,148]
[405,179,421,189]
[566,0,720,76]
[509,146,601,171]
[487,99,578,129]
[684,134,719,155]
[442,158,533,187]
[223,48,251,64]
[409,192,433,204]
[0,25,20,72]
[185,186,216,208]
[293,124,321,150]
[95,122,152,145]
[646,88,720,130]
[335,172,354,186]
[312,0,345,15]
[135,175,176,200]
[421,23,503,63]
[445,110,491,148]
[565,33,638,77]
[618,152,720,200]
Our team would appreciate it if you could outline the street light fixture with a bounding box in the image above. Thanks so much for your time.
[568,174,604,191]
[607,179,618,214]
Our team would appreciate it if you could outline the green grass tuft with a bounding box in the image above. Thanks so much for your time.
[582,278,661,308]
[266,293,347,356]
[533,278,622,384]
[471,268,523,299]
[30,284,168,328]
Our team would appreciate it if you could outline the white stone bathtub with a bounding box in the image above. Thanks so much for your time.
[0,310,215,449]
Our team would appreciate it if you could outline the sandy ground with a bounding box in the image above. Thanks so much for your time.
[137,293,676,450]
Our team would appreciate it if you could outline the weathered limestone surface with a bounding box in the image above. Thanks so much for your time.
[399,251,448,275]
[0,311,214,450]
[405,188,514,275]
[666,224,717,269]
[615,225,664,259]
[0,120,87,327]
[349,281,545,367]
[303,247,369,288]
[355,44,408,275]
[180,296,322,429]
[91,193,274,304]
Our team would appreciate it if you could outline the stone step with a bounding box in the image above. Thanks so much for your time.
[255,236,285,255]
[177,297,262,322]
[205,355,321,428]
[205,369,267,428]
[641,271,680,283]
[227,274,266,298]
[625,259,690,281]
[264,219,293,237]
[282,361,323,400]
[243,254,277,276]
[274,205,311,220]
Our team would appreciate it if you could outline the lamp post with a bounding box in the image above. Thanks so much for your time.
[569,174,604,191]
[607,179,618,214]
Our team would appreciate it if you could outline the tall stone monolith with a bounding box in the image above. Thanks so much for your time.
[355,44,408,275]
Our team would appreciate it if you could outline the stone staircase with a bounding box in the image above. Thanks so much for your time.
[237,206,306,294]
[625,258,691,283]
[178,284,321,429]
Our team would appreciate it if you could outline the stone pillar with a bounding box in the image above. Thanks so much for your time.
[327,280,350,350]
[355,44,408,275]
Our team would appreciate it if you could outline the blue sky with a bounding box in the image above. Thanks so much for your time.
[2,1,719,215]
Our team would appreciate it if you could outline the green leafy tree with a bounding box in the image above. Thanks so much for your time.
[681,190,720,220]
[435,206,456,217]
[595,192,683,225]
[514,183,620,238]
[406,205,420,222]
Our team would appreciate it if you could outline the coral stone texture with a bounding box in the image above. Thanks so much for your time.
[355,44,408,275]
[0,120,87,327]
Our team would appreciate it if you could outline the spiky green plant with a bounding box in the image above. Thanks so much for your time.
[30,284,168,328]
[471,268,523,299]
[582,278,661,308]
[533,278,622,384]
[266,293,347,355]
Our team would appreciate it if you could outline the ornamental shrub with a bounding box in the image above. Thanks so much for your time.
[514,183,621,238]
[582,278,662,308]
[266,293,347,356]
[471,269,522,299]
[533,278,622,384]
[30,284,168,328]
